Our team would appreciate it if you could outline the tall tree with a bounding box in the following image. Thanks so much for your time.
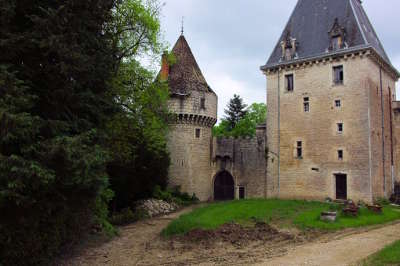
[214,102,267,138]
[224,94,248,130]
[105,0,170,211]
[0,0,117,264]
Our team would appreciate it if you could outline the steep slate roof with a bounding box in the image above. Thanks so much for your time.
[168,35,214,96]
[262,0,392,70]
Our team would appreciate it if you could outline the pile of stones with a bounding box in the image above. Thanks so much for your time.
[136,199,179,217]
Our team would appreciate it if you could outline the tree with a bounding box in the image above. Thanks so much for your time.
[214,101,267,138]
[104,0,170,211]
[224,94,248,130]
[0,1,117,264]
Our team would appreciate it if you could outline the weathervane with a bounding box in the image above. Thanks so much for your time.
[181,16,184,35]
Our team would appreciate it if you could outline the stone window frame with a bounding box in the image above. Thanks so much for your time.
[296,141,303,159]
[333,65,344,86]
[335,99,342,108]
[195,128,201,139]
[337,122,344,134]
[285,73,294,92]
[338,149,344,160]
[303,97,310,112]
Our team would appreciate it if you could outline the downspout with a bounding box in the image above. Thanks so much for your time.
[389,87,394,192]
[368,82,373,202]
[277,69,281,197]
[379,66,386,197]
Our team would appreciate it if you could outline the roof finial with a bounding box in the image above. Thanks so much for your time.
[181,16,184,35]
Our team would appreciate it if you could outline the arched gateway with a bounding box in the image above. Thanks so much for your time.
[213,171,235,201]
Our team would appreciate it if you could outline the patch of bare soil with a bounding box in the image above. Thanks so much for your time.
[59,206,400,266]
[179,222,294,247]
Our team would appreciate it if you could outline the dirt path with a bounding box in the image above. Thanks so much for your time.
[257,222,400,266]
[61,207,400,266]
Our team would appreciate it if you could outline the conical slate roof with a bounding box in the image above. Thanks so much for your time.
[262,0,392,69]
[168,35,214,95]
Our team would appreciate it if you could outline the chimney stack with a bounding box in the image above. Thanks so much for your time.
[160,51,169,81]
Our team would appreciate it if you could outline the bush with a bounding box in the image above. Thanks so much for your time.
[153,185,199,206]
[109,208,148,226]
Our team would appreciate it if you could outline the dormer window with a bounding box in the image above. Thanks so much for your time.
[329,18,346,51]
[331,36,342,50]
[281,30,298,61]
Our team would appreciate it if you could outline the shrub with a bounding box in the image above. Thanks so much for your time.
[153,186,199,206]
[109,208,148,226]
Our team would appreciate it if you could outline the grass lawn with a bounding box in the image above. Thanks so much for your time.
[362,240,400,266]
[162,199,400,236]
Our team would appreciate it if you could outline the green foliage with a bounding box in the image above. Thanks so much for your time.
[362,240,400,266]
[105,0,170,212]
[153,185,199,206]
[107,0,165,64]
[0,0,169,264]
[109,207,148,226]
[214,102,267,138]
[106,60,170,211]
[375,197,391,206]
[162,199,400,237]
[224,94,248,130]
[0,0,116,264]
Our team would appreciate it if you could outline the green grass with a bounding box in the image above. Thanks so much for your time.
[162,199,400,237]
[363,240,400,266]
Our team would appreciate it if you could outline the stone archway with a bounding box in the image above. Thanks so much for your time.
[214,170,235,201]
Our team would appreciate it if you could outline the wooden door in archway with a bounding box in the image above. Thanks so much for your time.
[214,171,235,201]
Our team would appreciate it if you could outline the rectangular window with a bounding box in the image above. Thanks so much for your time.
[337,123,343,133]
[331,36,342,50]
[195,128,201,138]
[304,97,310,112]
[200,98,206,109]
[338,150,343,160]
[335,100,341,107]
[333,66,344,85]
[285,74,294,92]
[296,141,303,158]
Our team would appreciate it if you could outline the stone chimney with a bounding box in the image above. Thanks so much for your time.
[160,51,169,81]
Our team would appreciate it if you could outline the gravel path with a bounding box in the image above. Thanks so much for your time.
[60,206,400,266]
[257,222,400,266]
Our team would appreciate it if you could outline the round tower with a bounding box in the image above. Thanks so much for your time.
[161,35,217,201]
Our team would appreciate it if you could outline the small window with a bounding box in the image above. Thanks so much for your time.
[296,141,303,158]
[337,123,343,133]
[335,100,341,107]
[285,74,294,92]
[304,97,310,112]
[200,98,206,109]
[333,66,344,85]
[195,128,201,138]
[338,150,343,160]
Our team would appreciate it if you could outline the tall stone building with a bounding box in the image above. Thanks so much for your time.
[162,0,399,203]
[261,0,399,203]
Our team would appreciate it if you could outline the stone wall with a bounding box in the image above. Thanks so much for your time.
[264,52,396,203]
[212,126,267,199]
[167,90,217,202]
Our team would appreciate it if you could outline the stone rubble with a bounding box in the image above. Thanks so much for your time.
[136,199,179,218]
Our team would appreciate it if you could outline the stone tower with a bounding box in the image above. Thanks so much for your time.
[162,34,217,201]
[261,0,399,203]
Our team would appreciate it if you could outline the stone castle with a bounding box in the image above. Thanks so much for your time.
[161,0,400,203]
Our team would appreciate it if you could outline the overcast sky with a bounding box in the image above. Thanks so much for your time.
[159,0,400,120]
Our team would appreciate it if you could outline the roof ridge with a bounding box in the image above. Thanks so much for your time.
[262,0,393,69]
